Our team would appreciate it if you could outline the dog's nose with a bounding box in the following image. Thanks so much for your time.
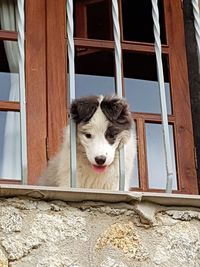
[95,155,106,165]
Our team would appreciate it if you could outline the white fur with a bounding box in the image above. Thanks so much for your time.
[39,103,136,190]
[78,107,116,166]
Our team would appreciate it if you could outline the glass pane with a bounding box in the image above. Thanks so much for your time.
[74,0,113,40]
[129,124,139,188]
[0,40,19,101]
[75,48,115,97]
[145,123,177,190]
[0,111,21,180]
[0,0,18,31]
[122,0,166,44]
[123,53,171,114]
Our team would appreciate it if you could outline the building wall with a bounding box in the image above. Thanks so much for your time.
[0,196,200,267]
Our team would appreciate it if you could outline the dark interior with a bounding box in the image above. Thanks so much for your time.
[122,0,166,43]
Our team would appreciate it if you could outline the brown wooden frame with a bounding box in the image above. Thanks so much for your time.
[164,0,197,194]
[46,0,67,159]
[25,0,47,184]
[0,0,197,193]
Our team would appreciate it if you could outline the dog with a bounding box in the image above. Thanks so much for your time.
[39,95,136,190]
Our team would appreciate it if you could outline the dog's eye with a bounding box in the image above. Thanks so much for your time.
[84,133,92,139]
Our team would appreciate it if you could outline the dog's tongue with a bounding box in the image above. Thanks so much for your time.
[92,165,107,174]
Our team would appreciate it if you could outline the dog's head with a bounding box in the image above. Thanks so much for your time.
[71,95,132,174]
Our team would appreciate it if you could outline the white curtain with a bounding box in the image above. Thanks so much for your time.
[0,0,21,179]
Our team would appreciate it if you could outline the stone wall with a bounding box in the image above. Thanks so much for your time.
[0,196,200,267]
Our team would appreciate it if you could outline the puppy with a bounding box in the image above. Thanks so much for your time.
[39,95,136,190]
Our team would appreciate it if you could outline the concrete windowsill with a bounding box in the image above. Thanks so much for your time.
[0,184,200,207]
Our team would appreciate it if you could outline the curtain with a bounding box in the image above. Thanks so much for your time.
[0,0,21,179]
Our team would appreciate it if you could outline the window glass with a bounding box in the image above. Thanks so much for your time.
[129,123,139,188]
[0,111,21,180]
[122,0,166,44]
[0,40,19,101]
[145,123,177,189]
[74,0,113,40]
[123,53,171,114]
[0,0,18,31]
[75,48,115,97]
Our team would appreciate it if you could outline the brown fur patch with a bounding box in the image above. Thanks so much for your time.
[100,96,132,129]
[71,96,99,124]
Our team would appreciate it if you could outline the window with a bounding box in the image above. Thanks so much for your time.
[62,0,197,193]
[0,0,198,194]
[0,0,26,184]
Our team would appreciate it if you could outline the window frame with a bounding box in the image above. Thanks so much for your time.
[0,0,27,184]
[23,0,198,193]
[25,0,47,184]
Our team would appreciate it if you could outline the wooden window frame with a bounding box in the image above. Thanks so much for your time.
[25,0,47,184]
[23,0,198,194]
[0,25,21,184]
[0,1,42,184]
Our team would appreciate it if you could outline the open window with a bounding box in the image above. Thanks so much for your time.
[0,0,198,194]
[60,0,197,193]
[74,0,113,40]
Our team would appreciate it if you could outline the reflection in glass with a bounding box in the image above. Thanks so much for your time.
[145,123,177,189]
[0,111,21,180]
[131,153,139,188]
[129,145,139,188]
[76,74,115,98]
[75,48,115,97]
[0,0,18,31]
[74,0,113,40]
[0,40,19,101]
[122,0,166,44]
[125,79,171,114]
[123,53,171,114]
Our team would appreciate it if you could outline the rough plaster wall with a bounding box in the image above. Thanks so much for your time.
[0,197,200,267]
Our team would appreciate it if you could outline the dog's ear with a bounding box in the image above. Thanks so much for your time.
[101,96,132,125]
[70,96,99,124]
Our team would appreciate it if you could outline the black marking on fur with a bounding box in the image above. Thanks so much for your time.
[71,96,99,124]
[105,126,121,145]
[101,96,132,129]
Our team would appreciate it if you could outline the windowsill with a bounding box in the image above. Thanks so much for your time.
[0,184,200,208]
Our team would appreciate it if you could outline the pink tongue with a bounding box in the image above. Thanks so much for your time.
[92,165,107,174]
